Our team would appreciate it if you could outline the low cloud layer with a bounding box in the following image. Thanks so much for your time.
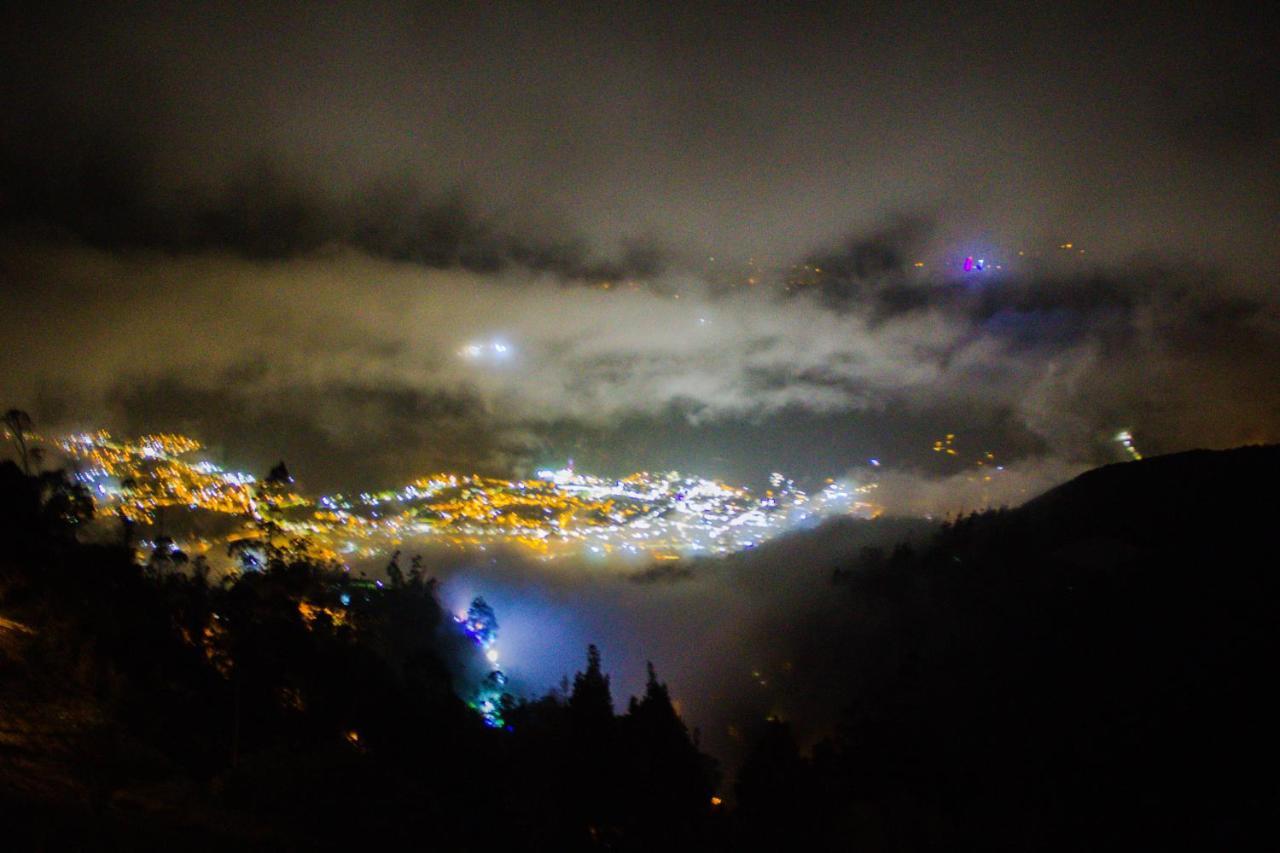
[407,515,934,772]
[3,232,1276,497]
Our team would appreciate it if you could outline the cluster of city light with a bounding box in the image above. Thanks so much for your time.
[923,434,1016,512]
[932,433,960,456]
[50,431,880,567]
[314,463,878,561]
[57,431,288,526]
[54,431,313,566]
[1116,430,1143,461]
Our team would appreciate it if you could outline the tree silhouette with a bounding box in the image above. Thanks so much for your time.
[147,535,189,573]
[569,643,613,722]
[565,644,618,836]
[265,460,293,487]
[0,459,91,548]
[31,468,94,539]
[230,460,302,570]
[735,719,811,846]
[4,408,35,474]
[0,461,734,850]
[385,549,404,587]
[620,662,718,845]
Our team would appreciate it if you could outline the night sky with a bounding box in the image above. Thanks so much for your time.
[2,1,1277,505]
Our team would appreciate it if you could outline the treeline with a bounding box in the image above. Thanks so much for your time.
[4,442,1279,850]
[0,459,716,850]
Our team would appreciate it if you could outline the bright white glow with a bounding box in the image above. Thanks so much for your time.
[460,338,515,361]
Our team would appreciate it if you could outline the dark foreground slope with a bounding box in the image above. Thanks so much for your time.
[733,445,1279,851]
[2,447,1277,851]
[0,460,716,851]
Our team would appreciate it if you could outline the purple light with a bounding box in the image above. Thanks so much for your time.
[963,256,975,272]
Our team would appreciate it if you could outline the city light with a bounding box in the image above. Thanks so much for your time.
[459,338,515,362]
[1116,430,1143,460]
[54,430,881,567]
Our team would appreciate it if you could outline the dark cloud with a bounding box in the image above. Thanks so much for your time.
[100,376,533,492]
[4,1,1279,277]
[1165,57,1280,153]
[789,215,934,315]
[0,141,668,283]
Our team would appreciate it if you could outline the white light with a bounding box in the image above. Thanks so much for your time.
[461,338,514,361]
[486,649,500,663]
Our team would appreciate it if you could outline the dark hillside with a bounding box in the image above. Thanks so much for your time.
[735,446,1280,851]
[1020,444,1279,546]
[3,448,1277,849]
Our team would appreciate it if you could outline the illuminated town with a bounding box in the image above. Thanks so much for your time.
[50,430,880,570]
